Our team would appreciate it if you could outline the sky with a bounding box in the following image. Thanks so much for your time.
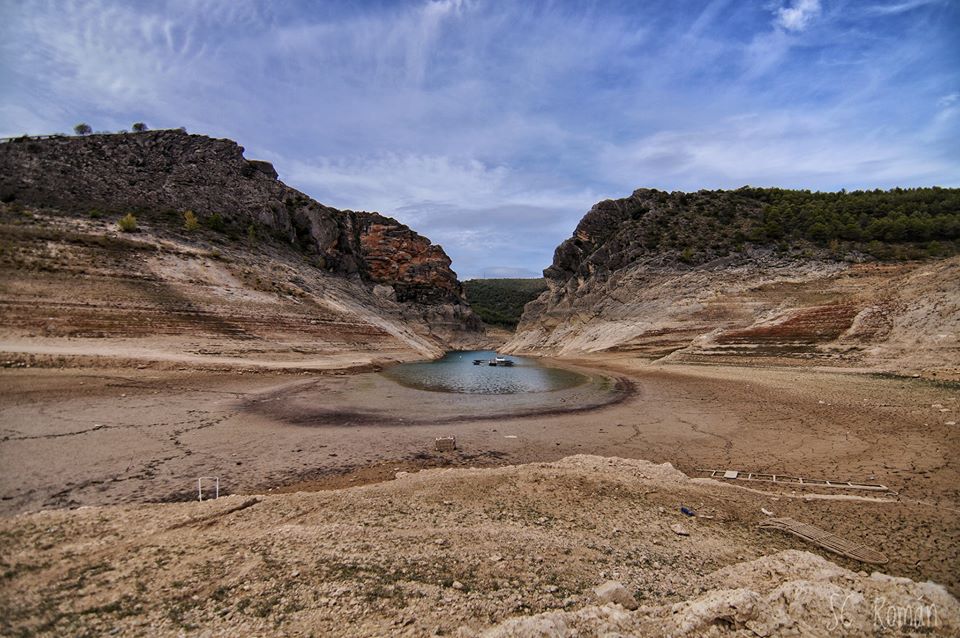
[1,0,958,279]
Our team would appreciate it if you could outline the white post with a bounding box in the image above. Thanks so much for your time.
[198,476,220,501]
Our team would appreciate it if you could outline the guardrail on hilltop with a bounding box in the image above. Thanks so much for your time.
[0,134,69,143]
[0,130,177,144]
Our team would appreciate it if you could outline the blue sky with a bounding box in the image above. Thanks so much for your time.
[1,0,958,279]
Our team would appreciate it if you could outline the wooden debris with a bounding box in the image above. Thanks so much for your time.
[698,468,889,492]
[760,517,888,564]
[435,436,456,452]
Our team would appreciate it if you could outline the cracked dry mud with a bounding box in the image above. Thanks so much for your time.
[1,357,958,609]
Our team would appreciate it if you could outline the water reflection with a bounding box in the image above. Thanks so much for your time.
[383,350,588,394]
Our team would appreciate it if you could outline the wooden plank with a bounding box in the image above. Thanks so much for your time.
[696,468,889,492]
[760,517,888,564]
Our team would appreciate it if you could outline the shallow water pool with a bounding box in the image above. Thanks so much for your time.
[382,350,588,394]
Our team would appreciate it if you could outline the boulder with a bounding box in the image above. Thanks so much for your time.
[592,580,638,610]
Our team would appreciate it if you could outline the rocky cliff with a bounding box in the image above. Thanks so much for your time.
[506,188,960,377]
[0,130,480,348]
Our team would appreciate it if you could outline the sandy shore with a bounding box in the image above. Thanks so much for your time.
[1,354,958,595]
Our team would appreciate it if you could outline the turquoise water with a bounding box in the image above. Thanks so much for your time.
[383,350,588,394]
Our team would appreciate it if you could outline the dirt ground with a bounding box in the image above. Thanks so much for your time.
[2,455,958,637]
[1,354,957,603]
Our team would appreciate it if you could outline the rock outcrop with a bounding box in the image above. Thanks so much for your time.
[506,189,960,377]
[483,550,959,637]
[0,130,480,339]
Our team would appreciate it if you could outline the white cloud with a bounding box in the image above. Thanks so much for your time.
[279,153,509,213]
[1,1,956,277]
[864,0,942,16]
[598,111,957,191]
[938,93,959,108]
[0,0,238,129]
[273,150,599,219]
[775,0,822,31]
[0,104,62,138]
[743,29,792,77]
[267,151,600,280]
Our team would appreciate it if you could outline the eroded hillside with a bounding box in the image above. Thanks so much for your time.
[0,132,481,365]
[506,188,960,378]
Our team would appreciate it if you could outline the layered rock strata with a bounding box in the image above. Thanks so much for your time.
[506,189,959,377]
[0,131,481,350]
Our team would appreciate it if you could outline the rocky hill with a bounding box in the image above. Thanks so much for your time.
[506,188,960,377]
[0,131,481,365]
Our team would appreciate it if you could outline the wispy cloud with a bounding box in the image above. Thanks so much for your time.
[864,0,943,16]
[939,92,960,108]
[598,110,953,191]
[275,152,599,279]
[1,0,957,278]
[775,0,822,31]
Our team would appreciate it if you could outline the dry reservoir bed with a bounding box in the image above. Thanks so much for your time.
[0,358,958,602]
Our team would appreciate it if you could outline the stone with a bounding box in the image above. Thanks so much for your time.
[247,159,278,179]
[593,580,638,610]
[372,284,397,300]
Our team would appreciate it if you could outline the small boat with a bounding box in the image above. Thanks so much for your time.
[473,359,484,365]
[488,356,514,367]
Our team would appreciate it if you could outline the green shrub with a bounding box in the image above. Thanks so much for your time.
[206,213,225,232]
[595,187,960,265]
[117,213,138,232]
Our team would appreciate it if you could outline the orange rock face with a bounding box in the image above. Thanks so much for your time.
[356,215,463,305]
